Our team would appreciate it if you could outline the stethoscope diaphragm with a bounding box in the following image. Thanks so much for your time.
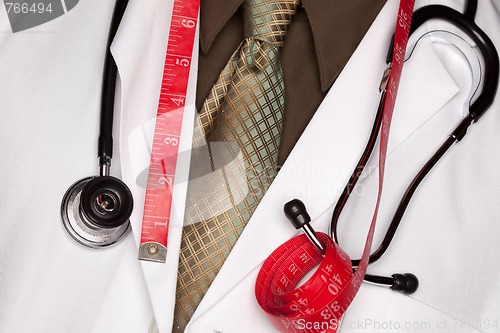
[61,176,132,248]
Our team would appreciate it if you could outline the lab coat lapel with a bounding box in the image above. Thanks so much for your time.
[187,1,460,331]
[111,0,198,332]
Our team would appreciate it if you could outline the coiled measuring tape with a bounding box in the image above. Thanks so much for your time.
[138,0,200,263]
[255,0,415,331]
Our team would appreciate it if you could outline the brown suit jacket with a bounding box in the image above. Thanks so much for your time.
[196,0,387,166]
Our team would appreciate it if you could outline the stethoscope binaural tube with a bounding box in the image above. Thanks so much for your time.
[329,1,499,293]
[61,0,133,248]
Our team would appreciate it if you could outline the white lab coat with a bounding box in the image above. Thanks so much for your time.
[1,0,499,333]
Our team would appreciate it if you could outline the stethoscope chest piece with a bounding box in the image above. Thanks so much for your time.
[61,176,132,248]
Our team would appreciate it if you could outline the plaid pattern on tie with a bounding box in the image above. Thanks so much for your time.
[173,1,300,330]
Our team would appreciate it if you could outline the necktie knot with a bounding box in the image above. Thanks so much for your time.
[243,0,301,46]
[241,38,280,71]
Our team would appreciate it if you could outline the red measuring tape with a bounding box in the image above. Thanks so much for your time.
[255,1,415,331]
[138,0,200,263]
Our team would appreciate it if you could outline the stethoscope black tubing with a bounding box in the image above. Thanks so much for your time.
[98,0,129,165]
[404,4,499,120]
[330,1,499,271]
[463,0,477,21]
[329,91,385,246]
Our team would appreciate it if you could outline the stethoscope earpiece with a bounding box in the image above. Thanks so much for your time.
[286,199,421,294]
[390,273,419,295]
[284,199,325,253]
[61,176,132,248]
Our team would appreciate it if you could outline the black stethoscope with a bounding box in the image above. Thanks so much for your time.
[284,0,499,294]
[61,0,133,248]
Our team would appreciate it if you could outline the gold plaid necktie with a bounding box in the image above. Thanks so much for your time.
[174,0,300,330]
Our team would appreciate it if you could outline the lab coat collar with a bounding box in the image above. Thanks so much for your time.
[200,0,386,91]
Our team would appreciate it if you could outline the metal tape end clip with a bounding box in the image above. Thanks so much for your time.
[138,242,168,263]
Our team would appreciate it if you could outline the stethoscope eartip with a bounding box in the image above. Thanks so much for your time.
[284,199,311,229]
[390,273,419,295]
[61,176,132,248]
